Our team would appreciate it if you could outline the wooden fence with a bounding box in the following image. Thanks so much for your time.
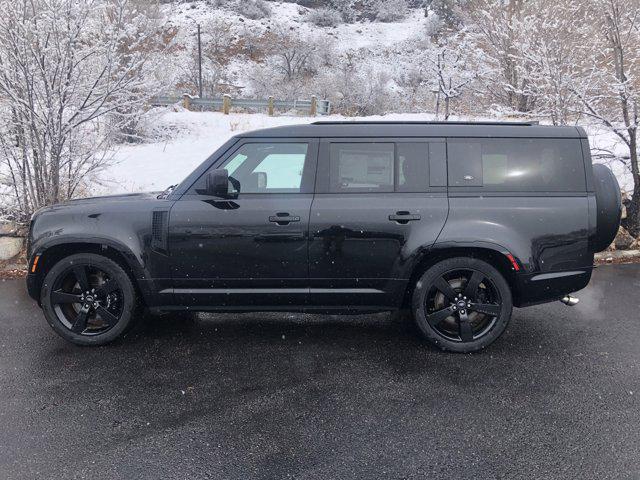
[150,95,331,116]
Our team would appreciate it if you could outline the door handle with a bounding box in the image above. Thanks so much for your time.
[269,213,301,225]
[389,211,421,224]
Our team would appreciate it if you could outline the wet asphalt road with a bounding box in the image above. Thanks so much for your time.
[1,265,640,479]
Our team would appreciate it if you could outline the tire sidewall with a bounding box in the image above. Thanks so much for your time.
[40,253,137,346]
[412,257,513,353]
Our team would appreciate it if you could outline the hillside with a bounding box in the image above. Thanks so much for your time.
[158,0,431,102]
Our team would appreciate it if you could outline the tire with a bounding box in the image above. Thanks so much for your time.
[593,164,622,252]
[412,257,513,353]
[40,253,140,346]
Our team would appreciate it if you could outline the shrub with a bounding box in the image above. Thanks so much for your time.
[327,0,357,23]
[231,0,271,20]
[306,7,343,27]
[375,0,409,22]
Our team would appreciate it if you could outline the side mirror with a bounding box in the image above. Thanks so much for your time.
[205,169,229,197]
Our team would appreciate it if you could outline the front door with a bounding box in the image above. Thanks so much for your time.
[168,139,318,309]
[308,138,449,309]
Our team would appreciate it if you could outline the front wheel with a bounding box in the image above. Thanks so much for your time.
[40,253,139,346]
[412,257,513,353]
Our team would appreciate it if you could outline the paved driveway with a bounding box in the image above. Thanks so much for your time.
[1,265,639,479]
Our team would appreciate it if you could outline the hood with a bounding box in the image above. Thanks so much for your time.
[30,191,162,220]
[65,192,161,204]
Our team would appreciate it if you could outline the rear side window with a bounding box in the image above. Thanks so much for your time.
[329,143,394,192]
[447,138,585,192]
[396,143,429,192]
[325,142,444,193]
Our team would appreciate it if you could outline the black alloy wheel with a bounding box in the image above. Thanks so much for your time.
[412,257,513,353]
[40,253,138,346]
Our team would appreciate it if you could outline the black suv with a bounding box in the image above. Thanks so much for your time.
[26,121,622,352]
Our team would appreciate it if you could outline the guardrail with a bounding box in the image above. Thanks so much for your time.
[150,94,331,116]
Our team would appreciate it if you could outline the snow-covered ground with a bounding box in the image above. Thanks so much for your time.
[99,109,634,195]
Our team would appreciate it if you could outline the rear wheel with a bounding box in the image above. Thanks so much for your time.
[412,257,512,353]
[40,253,139,346]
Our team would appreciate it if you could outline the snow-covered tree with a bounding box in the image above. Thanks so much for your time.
[0,0,166,220]
[516,1,589,125]
[465,0,539,113]
[571,0,640,235]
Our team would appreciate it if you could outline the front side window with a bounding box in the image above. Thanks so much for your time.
[220,142,308,194]
[447,138,585,192]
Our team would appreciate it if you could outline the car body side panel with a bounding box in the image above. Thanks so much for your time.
[308,192,449,308]
[439,195,594,306]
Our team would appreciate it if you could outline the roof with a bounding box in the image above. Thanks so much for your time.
[239,121,585,139]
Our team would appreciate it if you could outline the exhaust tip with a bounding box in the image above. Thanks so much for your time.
[560,295,579,306]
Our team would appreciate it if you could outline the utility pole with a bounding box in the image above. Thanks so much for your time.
[197,24,203,99]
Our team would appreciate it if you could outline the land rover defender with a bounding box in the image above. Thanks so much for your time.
[26,122,622,352]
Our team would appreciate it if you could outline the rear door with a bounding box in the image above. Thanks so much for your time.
[307,138,449,309]
[168,139,318,309]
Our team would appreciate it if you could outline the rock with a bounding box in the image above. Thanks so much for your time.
[0,236,23,261]
[621,190,630,219]
[614,226,635,250]
[0,222,17,235]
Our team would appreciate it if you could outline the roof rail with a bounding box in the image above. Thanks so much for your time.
[311,120,538,126]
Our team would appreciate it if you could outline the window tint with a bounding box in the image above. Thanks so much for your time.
[220,143,308,193]
[447,138,585,191]
[396,143,429,192]
[329,143,394,192]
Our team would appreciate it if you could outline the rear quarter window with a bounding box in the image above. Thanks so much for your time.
[447,138,586,192]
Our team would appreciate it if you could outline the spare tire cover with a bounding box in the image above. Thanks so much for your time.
[592,164,622,252]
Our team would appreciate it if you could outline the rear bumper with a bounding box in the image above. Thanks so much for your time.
[512,267,593,307]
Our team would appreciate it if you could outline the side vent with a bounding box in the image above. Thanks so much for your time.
[151,210,168,253]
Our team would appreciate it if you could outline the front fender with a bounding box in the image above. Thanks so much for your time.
[27,197,174,305]
[30,235,148,279]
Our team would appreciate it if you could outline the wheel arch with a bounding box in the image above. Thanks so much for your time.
[401,243,519,309]
[30,240,150,306]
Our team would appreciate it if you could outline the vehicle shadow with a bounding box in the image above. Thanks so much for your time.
[116,309,554,371]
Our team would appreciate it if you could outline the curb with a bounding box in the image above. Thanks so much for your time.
[595,250,640,264]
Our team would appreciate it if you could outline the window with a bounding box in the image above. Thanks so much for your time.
[219,142,308,194]
[329,143,394,192]
[396,143,429,192]
[447,138,585,192]
[324,142,443,193]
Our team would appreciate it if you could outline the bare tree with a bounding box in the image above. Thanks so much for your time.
[247,30,328,101]
[426,30,478,120]
[0,0,165,221]
[268,30,319,83]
